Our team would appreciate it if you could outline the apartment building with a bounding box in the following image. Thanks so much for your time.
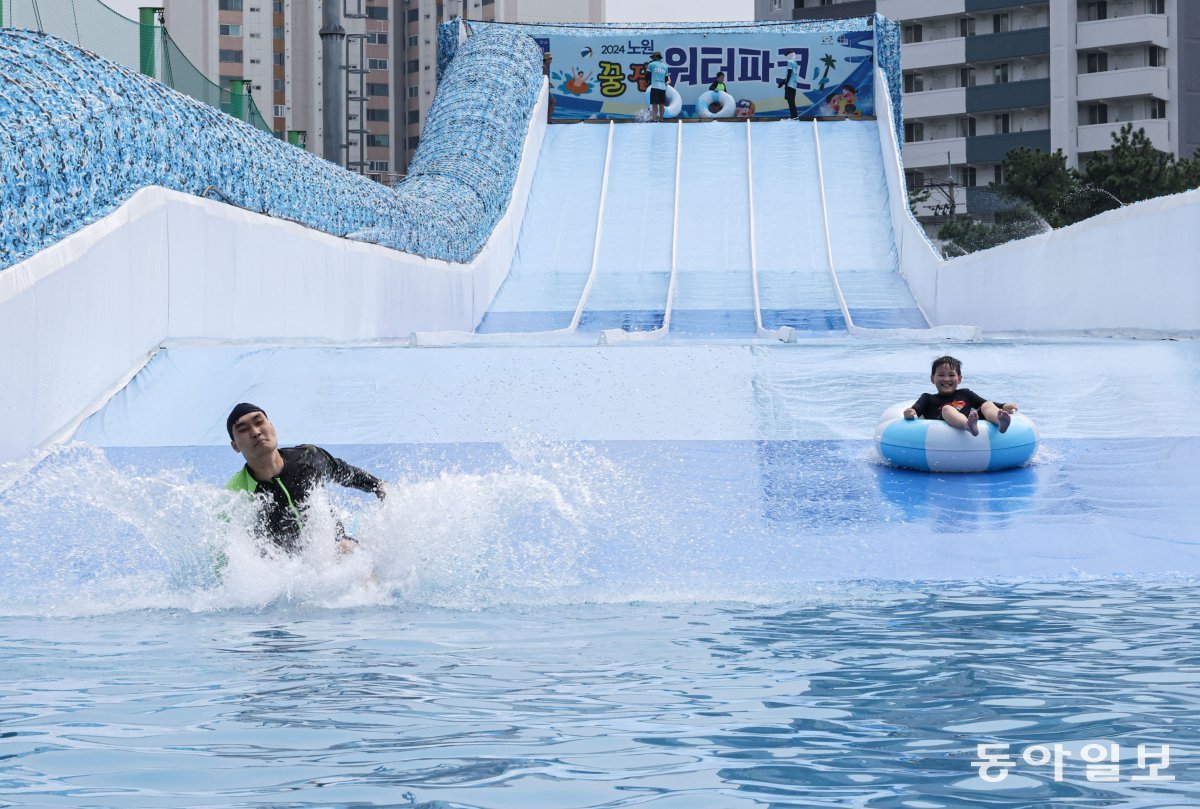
[165,0,605,183]
[756,0,1200,227]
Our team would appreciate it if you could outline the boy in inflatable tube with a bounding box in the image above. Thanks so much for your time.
[904,356,1018,437]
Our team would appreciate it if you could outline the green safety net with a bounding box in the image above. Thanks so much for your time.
[2,0,272,133]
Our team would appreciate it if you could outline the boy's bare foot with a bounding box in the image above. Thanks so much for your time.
[997,409,1011,434]
[966,409,980,436]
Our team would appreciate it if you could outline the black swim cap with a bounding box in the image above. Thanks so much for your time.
[226,402,266,439]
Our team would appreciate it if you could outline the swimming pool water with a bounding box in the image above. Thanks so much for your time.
[2,583,1198,807]
[3,340,1198,806]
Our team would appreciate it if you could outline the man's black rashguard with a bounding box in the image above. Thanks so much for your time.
[226,444,384,553]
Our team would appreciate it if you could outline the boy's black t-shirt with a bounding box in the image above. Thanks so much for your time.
[911,388,990,420]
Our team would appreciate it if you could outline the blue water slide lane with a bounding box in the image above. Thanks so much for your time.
[671,123,756,338]
[817,121,927,329]
[580,124,678,333]
[477,124,610,334]
[750,122,846,333]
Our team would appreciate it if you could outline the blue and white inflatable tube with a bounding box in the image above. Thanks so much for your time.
[645,85,683,119]
[696,90,736,119]
[875,402,1038,472]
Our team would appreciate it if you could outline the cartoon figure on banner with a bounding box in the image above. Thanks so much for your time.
[565,68,594,95]
[829,84,859,117]
[735,98,755,119]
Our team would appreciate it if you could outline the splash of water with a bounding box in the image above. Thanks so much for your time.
[0,436,688,616]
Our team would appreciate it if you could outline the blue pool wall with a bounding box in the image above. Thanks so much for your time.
[0,25,543,271]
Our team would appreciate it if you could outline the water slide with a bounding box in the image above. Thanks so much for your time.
[477,119,926,341]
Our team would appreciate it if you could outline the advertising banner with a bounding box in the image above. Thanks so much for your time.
[534,27,875,121]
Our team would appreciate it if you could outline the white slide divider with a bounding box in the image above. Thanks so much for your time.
[746,120,795,343]
[414,119,617,346]
[601,119,683,345]
[812,120,979,341]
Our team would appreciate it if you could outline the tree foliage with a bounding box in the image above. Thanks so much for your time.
[939,124,1200,254]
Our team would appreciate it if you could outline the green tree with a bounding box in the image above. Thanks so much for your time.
[1083,122,1200,205]
[988,147,1098,227]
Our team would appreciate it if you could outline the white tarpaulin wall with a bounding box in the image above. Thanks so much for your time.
[0,90,548,463]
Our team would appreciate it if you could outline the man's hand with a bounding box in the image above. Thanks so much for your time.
[903,408,917,420]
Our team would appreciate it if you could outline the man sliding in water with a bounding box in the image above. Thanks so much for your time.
[225,403,386,554]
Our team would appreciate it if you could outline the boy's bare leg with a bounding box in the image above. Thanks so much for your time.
[940,404,972,432]
[980,401,1012,433]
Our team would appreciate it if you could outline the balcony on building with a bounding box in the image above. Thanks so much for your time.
[903,136,967,169]
[964,26,1050,61]
[902,36,966,71]
[1077,118,1170,153]
[966,78,1050,113]
[1077,14,1169,50]
[965,129,1051,162]
[965,0,1049,11]
[904,86,968,118]
[1077,67,1169,102]
[788,0,877,21]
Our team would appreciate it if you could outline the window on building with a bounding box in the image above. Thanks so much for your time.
[903,72,924,93]
[367,108,389,121]
[1084,1,1108,21]
[906,170,925,192]
[1086,103,1108,125]
[1085,52,1108,73]
[957,166,977,187]
[273,0,283,11]
[407,85,419,98]
[482,0,494,4]
[274,78,285,92]
[958,116,976,138]
[994,113,1011,134]
[273,53,284,65]
[993,63,1009,83]
[273,104,285,117]
[369,161,389,172]
[407,59,420,73]
[219,49,243,62]
[408,35,418,47]
[408,136,420,149]
[1148,46,1167,67]
[993,12,1010,33]
[994,164,1004,185]
[367,32,389,44]
[1149,0,1164,13]
[366,6,388,19]
[219,24,242,36]
[903,121,924,143]
[959,67,976,87]
[219,0,243,10]
[407,110,419,124]
[959,17,975,38]
[368,58,389,70]
[367,134,390,147]
[407,9,418,22]
[367,82,389,96]
[902,23,922,44]
[273,26,283,39]
[1150,98,1166,119]
[771,0,782,8]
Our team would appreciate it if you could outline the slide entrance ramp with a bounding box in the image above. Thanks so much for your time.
[479,119,928,341]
